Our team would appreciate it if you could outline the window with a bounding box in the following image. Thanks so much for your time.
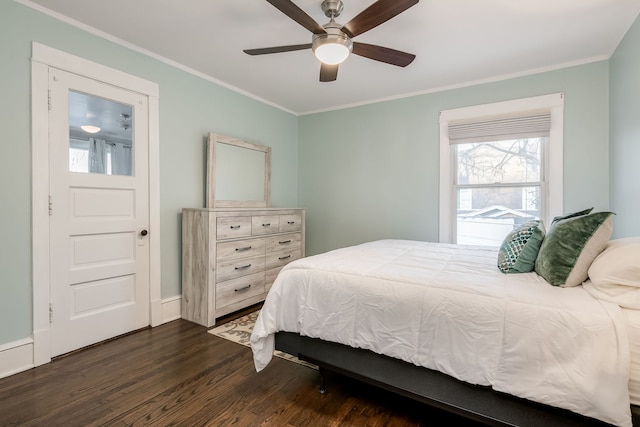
[439,94,564,245]
[69,137,132,176]
[454,137,544,245]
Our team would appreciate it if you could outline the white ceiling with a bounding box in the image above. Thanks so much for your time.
[22,0,640,115]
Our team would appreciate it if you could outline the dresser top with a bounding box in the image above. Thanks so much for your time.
[182,207,305,213]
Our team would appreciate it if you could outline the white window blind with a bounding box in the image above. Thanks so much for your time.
[448,112,551,144]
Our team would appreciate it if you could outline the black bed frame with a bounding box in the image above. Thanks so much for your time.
[275,332,636,427]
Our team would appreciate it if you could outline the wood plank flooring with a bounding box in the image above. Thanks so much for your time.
[0,311,484,426]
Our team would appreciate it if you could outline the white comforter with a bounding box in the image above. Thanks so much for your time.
[250,240,631,426]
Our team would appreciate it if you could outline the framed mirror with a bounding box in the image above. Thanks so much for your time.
[206,133,271,208]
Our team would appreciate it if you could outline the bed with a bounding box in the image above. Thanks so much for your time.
[251,237,639,426]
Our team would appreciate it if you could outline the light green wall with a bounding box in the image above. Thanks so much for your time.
[0,1,298,345]
[299,62,611,256]
[0,1,33,348]
[610,14,640,238]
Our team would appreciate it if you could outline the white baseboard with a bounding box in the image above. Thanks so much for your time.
[1,295,182,380]
[161,295,182,323]
[33,327,51,367]
[0,338,35,380]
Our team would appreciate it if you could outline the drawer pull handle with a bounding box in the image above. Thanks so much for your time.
[287,221,295,224]
[262,223,271,227]
[234,285,251,293]
[235,264,252,270]
[279,255,291,260]
[235,246,252,252]
[279,240,291,244]
[230,225,241,230]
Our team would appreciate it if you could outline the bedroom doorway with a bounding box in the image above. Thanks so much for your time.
[31,43,161,366]
[48,68,151,357]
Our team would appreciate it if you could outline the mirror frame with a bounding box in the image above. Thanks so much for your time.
[206,133,271,208]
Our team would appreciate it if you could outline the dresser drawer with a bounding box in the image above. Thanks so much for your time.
[279,214,302,233]
[266,233,302,252]
[217,238,266,261]
[266,247,302,270]
[215,272,265,309]
[251,215,280,235]
[216,255,265,282]
[217,217,252,240]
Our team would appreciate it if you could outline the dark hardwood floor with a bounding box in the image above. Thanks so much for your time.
[0,309,485,426]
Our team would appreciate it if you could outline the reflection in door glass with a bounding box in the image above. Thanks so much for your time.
[68,91,134,176]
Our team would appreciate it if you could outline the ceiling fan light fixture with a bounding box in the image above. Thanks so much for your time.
[244,0,418,82]
[80,125,101,134]
[312,30,352,65]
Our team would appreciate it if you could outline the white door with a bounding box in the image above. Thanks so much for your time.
[48,68,150,357]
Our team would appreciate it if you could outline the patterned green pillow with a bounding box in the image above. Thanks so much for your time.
[497,220,546,274]
[534,211,614,287]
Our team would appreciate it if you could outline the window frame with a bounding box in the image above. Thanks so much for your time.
[438,93,564,244]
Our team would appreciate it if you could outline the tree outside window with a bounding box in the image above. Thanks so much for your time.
[454,137,545,246]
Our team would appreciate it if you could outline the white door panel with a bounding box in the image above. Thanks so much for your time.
[70,232,136,266]
[72,276,136,315]
[70,186,136,218]
[49,68,150,356]
[69,233,136,284]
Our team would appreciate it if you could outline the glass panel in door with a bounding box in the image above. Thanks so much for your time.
[68,90,134,176]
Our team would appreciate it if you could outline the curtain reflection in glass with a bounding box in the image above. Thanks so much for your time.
[69,138,133,176]
[111,143,132,176]
[89,138,106,173]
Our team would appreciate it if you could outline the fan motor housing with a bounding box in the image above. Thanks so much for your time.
[312,25,353,58]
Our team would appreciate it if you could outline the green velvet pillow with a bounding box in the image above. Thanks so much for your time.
[551,207,593,225]
[497,220,545,274]
[534,211,614,287]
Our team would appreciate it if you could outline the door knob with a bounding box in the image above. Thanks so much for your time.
[140,229,148,236]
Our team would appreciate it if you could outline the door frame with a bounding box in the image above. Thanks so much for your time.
[31,42,161,366]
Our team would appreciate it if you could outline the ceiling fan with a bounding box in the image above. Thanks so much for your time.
[244,0,419,82]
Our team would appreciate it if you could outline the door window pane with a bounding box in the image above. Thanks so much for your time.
[68,91,133,176]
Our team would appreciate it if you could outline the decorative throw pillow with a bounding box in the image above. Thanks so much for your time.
[551,207,593,225]
[534,211,614,287]
[497,220,545,274]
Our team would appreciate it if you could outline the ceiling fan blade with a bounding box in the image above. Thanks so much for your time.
[341,0,419,38]
[244,44,312,56]
[320,63,338,82]
[352,42,416,67]
[267,0,327,34]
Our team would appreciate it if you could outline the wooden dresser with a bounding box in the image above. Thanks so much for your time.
[181,207,305,327]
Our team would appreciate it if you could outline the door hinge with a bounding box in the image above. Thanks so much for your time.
[47,89,52,111]
[49,303,53,323]
[48,195,53,216]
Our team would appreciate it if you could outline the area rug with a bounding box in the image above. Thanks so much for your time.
[208,310,316,369]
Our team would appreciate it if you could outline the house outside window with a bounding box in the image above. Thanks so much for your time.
[455,137,544,245]
[439,94,564,246]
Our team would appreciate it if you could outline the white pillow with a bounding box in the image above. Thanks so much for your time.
[583,237,640,308]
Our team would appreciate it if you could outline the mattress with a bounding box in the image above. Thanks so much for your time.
[251,240,632,426]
